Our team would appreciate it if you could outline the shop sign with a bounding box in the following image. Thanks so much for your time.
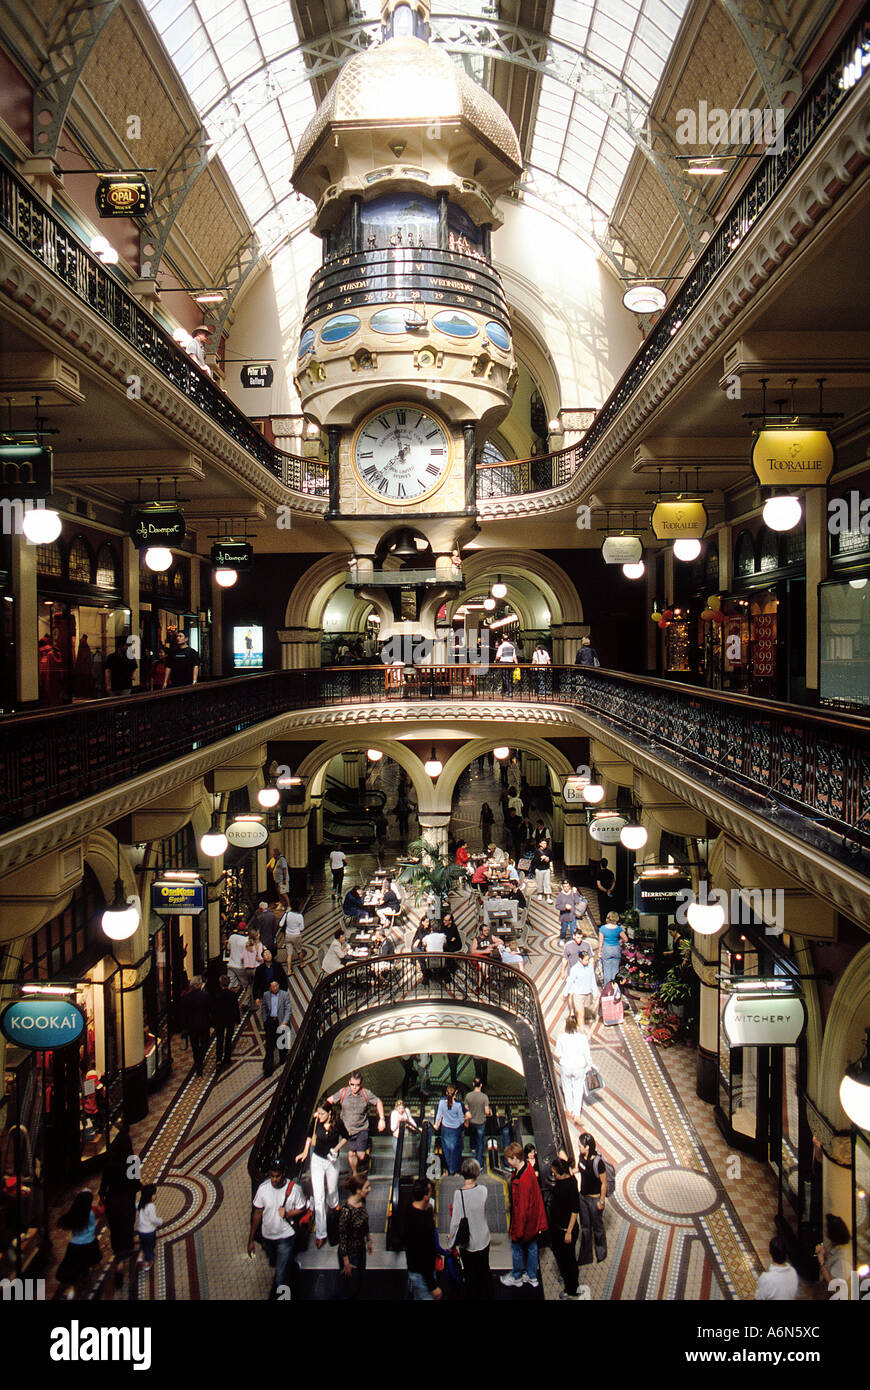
[601,535,643,565]
[589,812,627,844]
[634,868,693,914]
[225,818,269,849]
[151,879,205,915]
[562,776,589,806]
[722,991,805,1047]
[651,500,708,540]
[130,508,186,547]
[0,998,85,1051]
[0,443,53,498]
[95,176,152,218]
[751,429,834,487]
[240,364,273,388]
[211,540,253,570]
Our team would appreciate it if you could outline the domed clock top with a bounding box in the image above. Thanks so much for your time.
[351,403,451,503]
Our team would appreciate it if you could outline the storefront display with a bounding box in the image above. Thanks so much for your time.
[820,576,870,708]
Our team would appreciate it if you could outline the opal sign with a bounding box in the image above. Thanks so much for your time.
[1,998,85,1051]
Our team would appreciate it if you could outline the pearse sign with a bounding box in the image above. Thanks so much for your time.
[0,998,86,1050]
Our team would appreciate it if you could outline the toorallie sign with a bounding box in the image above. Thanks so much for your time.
[722,991,806,1047]
[751,429,835,487]
[0,998,85,1051]
[651,500,708,540]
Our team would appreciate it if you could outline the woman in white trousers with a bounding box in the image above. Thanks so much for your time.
[555,1017,592,1121]
[295,1100,348,1248]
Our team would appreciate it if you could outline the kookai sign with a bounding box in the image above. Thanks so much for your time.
[0,998,85,1051]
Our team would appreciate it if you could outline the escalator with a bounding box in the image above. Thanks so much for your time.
[322,776,387,847]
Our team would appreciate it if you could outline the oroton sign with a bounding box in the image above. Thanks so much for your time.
[0,998,85,1051]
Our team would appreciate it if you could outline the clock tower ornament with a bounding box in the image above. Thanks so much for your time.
[291,0,521,636]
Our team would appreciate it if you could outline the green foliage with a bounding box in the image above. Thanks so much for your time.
[399,837,464,904]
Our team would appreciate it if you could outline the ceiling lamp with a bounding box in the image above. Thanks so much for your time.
[687,899,727,935]
[673,538,702,562]
[483,596,496,611]
[257,786,280,808]
[620,823,648,850]
[367,748,383,761]
[21,507,62,544]
[200,822,228,857]
[493,745,510,761]
[547,417,562,433]
[763,495,802,532]
[582,783,605,804]
[491,576,507,599]
[193,290,225,304]
[213,567,238,587]
[144,546,173,572]
[101,841,140,940]
[686,159,727,176]
[424,747,442,778]
[849,578,869,590]
[622,561,645,580]
[622,283,666,314]
[840,1029,870,1129]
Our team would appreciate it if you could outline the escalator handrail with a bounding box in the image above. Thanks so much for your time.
[418,1120,431,1181]
[385,1119,406,1251]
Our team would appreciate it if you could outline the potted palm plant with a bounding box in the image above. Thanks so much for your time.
[399,837,464,920]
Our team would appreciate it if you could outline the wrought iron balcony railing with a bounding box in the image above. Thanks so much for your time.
[248,953,571,1182]
[3,667,870,879]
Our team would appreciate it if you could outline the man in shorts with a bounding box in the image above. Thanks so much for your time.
[328,1071,386,1175]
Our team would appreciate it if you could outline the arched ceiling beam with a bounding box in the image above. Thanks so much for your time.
[508,165,651,279]
[718,0,802,110]
[32,0,124,159]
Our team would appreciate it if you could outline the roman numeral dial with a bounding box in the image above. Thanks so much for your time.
[351,404,451,503]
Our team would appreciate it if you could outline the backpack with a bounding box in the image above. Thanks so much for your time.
[593,1153,617,1199]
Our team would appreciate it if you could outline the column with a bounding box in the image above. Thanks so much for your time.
[552,623,585,666]
[350,196,362,253]
[645,558,658,674]
[277,628,320,667]
[11,534,38,703]
[561,812,589,872]
[281,814,311,898]
[417,813,449,858]
[210,579,223,678]
[694,928,722,1102]
[805,489,828,703]
[462,421,476,514]
[341,752,366,792]
[327,426,341,516]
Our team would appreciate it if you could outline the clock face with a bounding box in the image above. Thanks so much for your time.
[351,404,451,503]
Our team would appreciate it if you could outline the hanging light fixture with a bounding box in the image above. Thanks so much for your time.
[21,507,62,544]
[200,819,228,857]
[483,596,496,611]
[366,748,383,762]
[144,546,173,572]
[213,567,238,588]
[622,561,645,580]
[762,495,802,532]
[620,822,648,850]
[840,1028,870,1129]
[493,746,510,761]
[491,576,507,599]
[673,538,702,562]
[686,898,727,935]
[622,283,666,314]
[101,842,140,941]
[257,786,280,808]
[582,782,605,804]
[424,747,442,778]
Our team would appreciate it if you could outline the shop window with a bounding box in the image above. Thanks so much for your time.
[36,540,64,578]
[830,492,870,559]
[734,530,756,578]
[703,547,719,591]
[19,866,103,981]
[819,579,870,708]
[758,527,779,573]
[68,535,93,584]
[95,543,118,590]
[782,523,805,568]
[172,566,186,602]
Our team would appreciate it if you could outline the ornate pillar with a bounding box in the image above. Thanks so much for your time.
[327,425,341,516]
[805,489,829,702]
[11,534,38,704]
[281,813,312,898]
[417,812,449,858]
[277,628,320,668]
[551,623,585,666]
[462,420,476,513]
[693,927,723,1102]
[561,811,589,871]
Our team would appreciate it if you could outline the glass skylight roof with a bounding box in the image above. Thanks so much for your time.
[142,0,690,257]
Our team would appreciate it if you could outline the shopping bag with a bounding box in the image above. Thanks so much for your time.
[600,992,624,1025]
[584,1066,604,1095]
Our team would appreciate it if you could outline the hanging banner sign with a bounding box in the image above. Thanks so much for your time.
[95,176,152,218]
[634,868,693,914]
[651,500,708,540]
[211,540,253,570]
[722,991,806,1047]
[0,998,86,1051]
[589,812,627,844]
[751,429,835,486]
[130,508,186,547]
[601,535,643,565]
[562,776,590,806]
[151,879,205,915]
[0,444,52,499]
[225,818,269,849]
[240,365,274,389]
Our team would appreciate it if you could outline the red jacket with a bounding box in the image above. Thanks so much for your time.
[509,1163,548,1241]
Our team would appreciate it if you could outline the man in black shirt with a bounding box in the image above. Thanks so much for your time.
[105,640,137,695]
[163,631,200,687]
[405,1179,443,1300]
[595,857,616,920]
[252,949,288,1004]
[211,973,241,1069]
[549,1156,581,1298]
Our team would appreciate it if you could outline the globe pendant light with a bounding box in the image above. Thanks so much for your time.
[620,822,648,850]
[582,783,605,804]
[763,495,802,532]
[257,786,281,808]
[144,546,173,572]
[424,747,442,778]
[200,820,228,857]
[622,561,645,580]
[493,746,510,761]
[491,576,507,599]
[21,507,62,544]
[101,841,140,941]
[673,538,701,562]
[686,898,727,935]
[483,596,496,611]
[213,568,238,587]
[840,1028,870,1129]
[367,748,383,761]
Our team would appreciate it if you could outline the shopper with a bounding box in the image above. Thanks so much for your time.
[531,642,551,695]
[321,929,348,975]
[389,1098,420,1159]
[576,1132,608,1264]
[433,1084,466,1175]
[251,901,279,953]
[448,1158,492,1299]
[248,1162,308,1299]
[99,1128,141,1276]
[533,840,553,903]
[135,1184,163,1270]
[564,946,598,1030]
[405,1178,444,1300]
[500,1141,548,1289]
[575,636,599,667]
[598,911,627,986]
[815,1213,853,1291]
[104,638,137,695]
[463,1077,492,1167]
[329,844,347,898]
[279,901,305,970]
[555,881,588,942]
[549,1157,582,1299]
[163,631,199,687]
[337,1174,373,1299]
[555,1015,592,1121]
[211,973,241,1070]
[180,975,211,1076]
[328,1072,386,1175]
[479,803,494,843]
[225,919,250,999]
[56,1190,102,1298]
[755,1237,799,1299]
[342,884,366,920]
[270,846,291,908]
[595,858,616,919]
[295,1099,349,1248]
[252,948,288,1002]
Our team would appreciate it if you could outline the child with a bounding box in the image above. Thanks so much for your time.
[135,1183,163,1270]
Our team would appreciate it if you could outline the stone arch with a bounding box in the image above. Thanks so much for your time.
[283,553,351,629]
[815,940,870,1131]
[296,735,435,814]
[81,827,147,961]
[456,551,582,627]
[436,734,575,809]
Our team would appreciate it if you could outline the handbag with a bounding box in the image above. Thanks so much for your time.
[584,1066,604,1096]
[512,665,521,684]
[454,1189,471,1250]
